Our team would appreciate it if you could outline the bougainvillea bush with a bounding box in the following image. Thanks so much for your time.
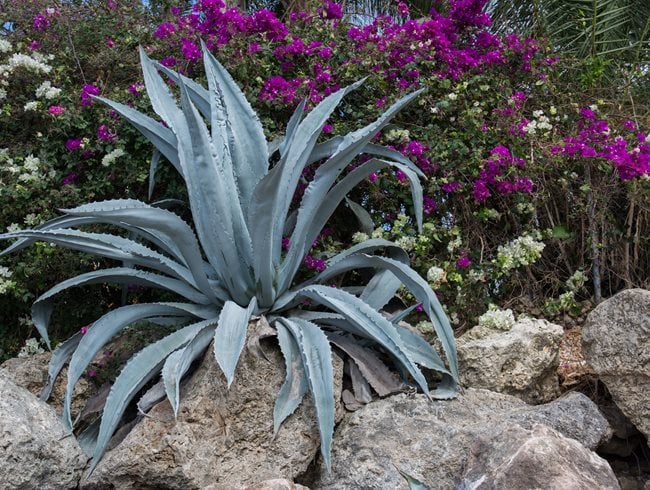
[1,0,648,359]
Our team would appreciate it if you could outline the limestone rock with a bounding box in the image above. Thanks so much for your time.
[82,338,344,490]
[203,479,309,490]
[504,391,612,450]
[0,370,87,489]
[582,289,650,440]
[311,388,613,490]
[1,351,95,418]
[457,318,563,404]
[459,424,619,490]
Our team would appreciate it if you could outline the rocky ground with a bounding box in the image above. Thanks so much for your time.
[0,289,648,489]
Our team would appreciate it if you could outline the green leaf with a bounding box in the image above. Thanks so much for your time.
[90,319,213,473]
[277,317,335,471]
[63,302,215,430]
[273,320,309,434]
[213,297,257,387]
[40,332,82,400]
[162,320,217,416]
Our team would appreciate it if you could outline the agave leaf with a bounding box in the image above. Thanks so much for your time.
[213,297,257,387]
[280,89,424,291]
[345,197,374,235]
[90,319,211,472]
[248,80,364,307]
[246,315,276,360]
[306,136,345,164]
[153,61,211,118]
[176,80,253,302]
[278,317,335,471]
[394,323,447,372]
[293,285,430,397]
[389,304,419,324]
[347,358,373,404]
[40,332,82,399]
[363,143,425,177]
[396,466,433,490]
[280,157,422,291]
[32,268,212,350]
[0,229,198,287]
[300,158,423,264]
[75,383,111,426]
[273,320,308,434]
[279,98,307,157]
[139,47,184,131]
[305,253,457,381]
[77,419,101,457]
[162,319,217,416]
[3,212,190,267]
[63,302,215,430]
[63,200,215,300]
[137,379,167,415]
[92,96,181,174]
[327,332,405,397]
[148,150,161,200]
[203,44,269,211]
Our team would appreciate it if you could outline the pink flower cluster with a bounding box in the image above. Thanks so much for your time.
[472,146,533,202]
[553,110,650,180]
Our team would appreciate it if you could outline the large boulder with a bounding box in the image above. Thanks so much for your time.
[582,289,650,441]
[82,337,344,489]
[0,370,87,489]
[1,351,95,418]
[311,388,614,489]
[457,318,564,404]
[459,424,619,490]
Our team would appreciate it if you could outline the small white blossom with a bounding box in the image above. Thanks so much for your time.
[351,232,369,244]
[24,101,39,111]
[17,338,45,358]
[478,305,515,330]
[7,53,52,74]
[101,148,126,167]
[0,39,12,54]
[35,80,62,100]
[371,228,385,239]
[447,92,458,101]
[426,266,446,286]
[395,235,416,251]
[496,234,545,274]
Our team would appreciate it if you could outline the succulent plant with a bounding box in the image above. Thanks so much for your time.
[0,44,458,472]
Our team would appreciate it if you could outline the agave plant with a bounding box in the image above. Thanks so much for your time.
[0,44,458,472]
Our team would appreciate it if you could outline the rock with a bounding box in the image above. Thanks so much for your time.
[457,318,563,404]
[203,479,309,490]
[459,424,619,490]
[82,337,344,490]
[1,351,95,418]
[311,388,613,489]
[0,370,87,489]
[504,391,612,450]
[582,289,650,441]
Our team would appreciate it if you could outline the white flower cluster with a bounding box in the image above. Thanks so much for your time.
[426,266,446,287]
[395,235,416,251]
[0,87,6,100]
[101,148,126,167]
[351,231,369,244]
[1,52,53,76]
[17,154,44,182]
[17,338,45,358]
[0,265,15,295]
[24,101,39,111]
[35,80,61,100]
[522,109,553,136]
[478,304,515,330]
[496,234,545,274]
[566,270,587,292]
[447,235,462,253]
[0,39,12,54]
[384,128,410,143]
